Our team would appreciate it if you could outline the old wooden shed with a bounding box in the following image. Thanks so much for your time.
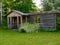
[7,10,60,30]
[27,9,60,30]
[7,10,38,29]
[39,10,60,30]
[7,10,22,29]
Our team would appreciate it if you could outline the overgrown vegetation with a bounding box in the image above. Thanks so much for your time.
[2,0,38,16]
[57,16,60,30]
[42,0,60,11]
[19,23,39,32]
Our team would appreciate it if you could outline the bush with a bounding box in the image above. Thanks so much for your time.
[20,28,26,33]
[57,17,60,30]
[19,23,39,32]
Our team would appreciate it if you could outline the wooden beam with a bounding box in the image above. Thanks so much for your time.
[26,16,27,23]
[9,17,12,29]
[17,16,19,29]
[7,17,9,29]
[20,16,22,25]
[34,16,35,23]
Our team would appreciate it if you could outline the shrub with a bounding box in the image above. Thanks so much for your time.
[19,23,39,32]
[57,17,60,30]
[20,28,26,33]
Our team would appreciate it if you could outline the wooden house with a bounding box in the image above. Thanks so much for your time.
[7,10,60,30]
[25,9,60,30]
[7,10,38,29]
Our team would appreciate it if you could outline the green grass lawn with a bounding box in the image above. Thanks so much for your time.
[0,28,60,45]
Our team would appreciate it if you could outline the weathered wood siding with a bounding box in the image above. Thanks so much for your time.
[40,14,56,30]
[29,16,35,23]
[7,12,22,30]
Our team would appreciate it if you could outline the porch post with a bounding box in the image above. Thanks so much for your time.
[34,16,38,23]
[10,17,12,29]
[17,16,19,29]
[26,16,27,23]
[7,17,9,29]
[36,16,38,23]
[34,16,35,23]
[21,16,22,25]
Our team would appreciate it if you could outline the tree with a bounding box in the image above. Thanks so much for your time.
[41,0,60,11]
[12,0,38,13]
[41,0,53,11]
[41,0,60,30]
[2,0,38,16]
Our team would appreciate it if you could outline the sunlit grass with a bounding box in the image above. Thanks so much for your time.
[0,29,60,45]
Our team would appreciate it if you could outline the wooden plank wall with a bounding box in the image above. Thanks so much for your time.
[40,14,56,30]
[29,16,35,23]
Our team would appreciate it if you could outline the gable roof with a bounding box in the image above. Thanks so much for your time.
[7,9,60,16]
[13,10,28,15]
[7,10,29,16]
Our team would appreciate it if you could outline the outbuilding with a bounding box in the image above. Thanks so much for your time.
[26,9,60,30]
[7,10,38,29]
[7,10,60,31]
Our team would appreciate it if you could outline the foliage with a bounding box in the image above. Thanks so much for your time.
[56,16,60,30]
[2,0,38,16]
[0,0,2,2]
[19,23,39,32]
[55,0,60,10]
[20,28,26,33]
[41,0,53,11]
[41,0,60,11]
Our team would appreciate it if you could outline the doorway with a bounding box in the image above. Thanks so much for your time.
[12,17,17,29]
